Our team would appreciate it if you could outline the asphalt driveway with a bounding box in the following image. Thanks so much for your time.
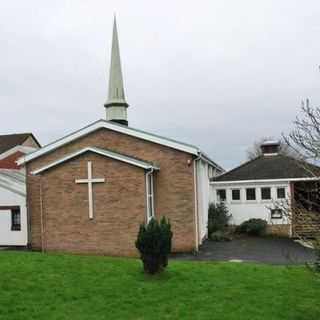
[172,236,316,264]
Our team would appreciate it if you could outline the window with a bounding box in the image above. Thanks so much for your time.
[277,187,286,199]
[208,166,215,179]
[146,173,155,222]
[11,208,21,231]
[217,189,226,202]
[261,187,271,200]
[232,189,241,201]
[271,208,283,219]
[246,188,256,201]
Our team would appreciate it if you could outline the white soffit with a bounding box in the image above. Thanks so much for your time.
[18,120,201,166]
[31,146,160,175]
[210,177,320,185]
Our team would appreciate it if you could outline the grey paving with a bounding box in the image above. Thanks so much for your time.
[171,236,316,264]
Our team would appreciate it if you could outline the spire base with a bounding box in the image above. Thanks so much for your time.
[104,102,129,109]
[110,119,128,126]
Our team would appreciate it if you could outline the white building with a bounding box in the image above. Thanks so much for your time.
[210,141,320,237]
[0,133,40,246]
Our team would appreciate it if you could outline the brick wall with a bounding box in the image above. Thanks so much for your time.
[27,128,196,255]
[0,151,24,169]
[39,153,146,256]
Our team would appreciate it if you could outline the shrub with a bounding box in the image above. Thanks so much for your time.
[315,237,320,273]
[237,218,267,236]
[135,217,172,274]
[209,230,233,242]
[208,202,231,235]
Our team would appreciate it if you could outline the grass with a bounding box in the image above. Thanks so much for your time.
[0,251,319,320]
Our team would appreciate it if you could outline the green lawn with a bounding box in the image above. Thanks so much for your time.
[0,251,319,320]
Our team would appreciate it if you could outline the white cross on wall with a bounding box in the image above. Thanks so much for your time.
[75,161,105,219]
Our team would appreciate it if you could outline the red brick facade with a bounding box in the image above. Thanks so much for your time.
[0,151,24,169]
[26,128,197,256]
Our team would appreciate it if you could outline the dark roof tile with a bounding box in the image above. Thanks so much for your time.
[212,155,320,182]
[0,133,37,154]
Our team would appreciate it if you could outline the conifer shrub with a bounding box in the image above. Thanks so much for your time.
[208,202,231,235]
[135,217,172,274]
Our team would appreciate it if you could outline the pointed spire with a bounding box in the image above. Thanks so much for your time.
[104,16,129,126]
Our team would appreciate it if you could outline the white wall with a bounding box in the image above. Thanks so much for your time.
[0,185,27,246]
[210,181,291,225]
[197,161,219,242]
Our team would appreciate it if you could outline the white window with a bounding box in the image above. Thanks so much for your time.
[271,208,283,219]
[146,172,155,222]
[246,188,256,201]
[208,166,215,178]
[217,189,226,202]
[232,189,241,201]
[277,187,286,199]
[261,187,271,200]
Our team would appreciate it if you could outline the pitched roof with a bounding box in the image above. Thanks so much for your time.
[17,119,223,170]
[31,146,160,175]
[0,133,40,154]
[212,155,320,183]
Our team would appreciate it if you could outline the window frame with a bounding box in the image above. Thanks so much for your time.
[217,189,227,202]
[146,172,155,223]
[271,208,283,219]
[246,188,256,201]
[231,189,241,201]
[261,187,271,201]
[11,207,21,231]
[277,187,286,199]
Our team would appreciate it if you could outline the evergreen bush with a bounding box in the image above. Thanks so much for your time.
[237,218,267,236]
[135,217,172,274]
[208,202,231,235]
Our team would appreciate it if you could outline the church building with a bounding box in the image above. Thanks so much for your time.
[18,18,223,256]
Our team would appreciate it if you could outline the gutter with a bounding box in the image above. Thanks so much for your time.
[210,177,320,185]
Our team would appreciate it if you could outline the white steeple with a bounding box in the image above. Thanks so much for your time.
[104,16,129,125]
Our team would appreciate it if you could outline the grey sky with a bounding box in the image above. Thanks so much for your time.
[1,0,320,169]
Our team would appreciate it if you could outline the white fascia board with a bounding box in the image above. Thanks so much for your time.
[199,152,224,171]
[210,177,320,185]
[31,147,159,175]
[18,120,199,165]
[0,145,37,160]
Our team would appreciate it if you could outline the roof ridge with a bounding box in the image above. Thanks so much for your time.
[212,156,263,180]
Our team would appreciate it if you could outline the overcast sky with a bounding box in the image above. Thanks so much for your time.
[1,0,320,169]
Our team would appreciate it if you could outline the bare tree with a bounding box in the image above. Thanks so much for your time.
[284,99,320,165]
[246,136,298,160]
[282,99,320,271]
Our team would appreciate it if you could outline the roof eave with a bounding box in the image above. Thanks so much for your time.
[31,146,160,175]
[210,177,320,185]
[18,119,201,166]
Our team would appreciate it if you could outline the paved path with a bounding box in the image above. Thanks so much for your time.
[172,236,316,264]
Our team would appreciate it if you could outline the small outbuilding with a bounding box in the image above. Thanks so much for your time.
[0,133,40,246]
[210,141,320,237]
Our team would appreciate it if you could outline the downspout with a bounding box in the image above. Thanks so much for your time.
[25,169,32,248]
[193,153,201,251]
[289,181,294,238]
